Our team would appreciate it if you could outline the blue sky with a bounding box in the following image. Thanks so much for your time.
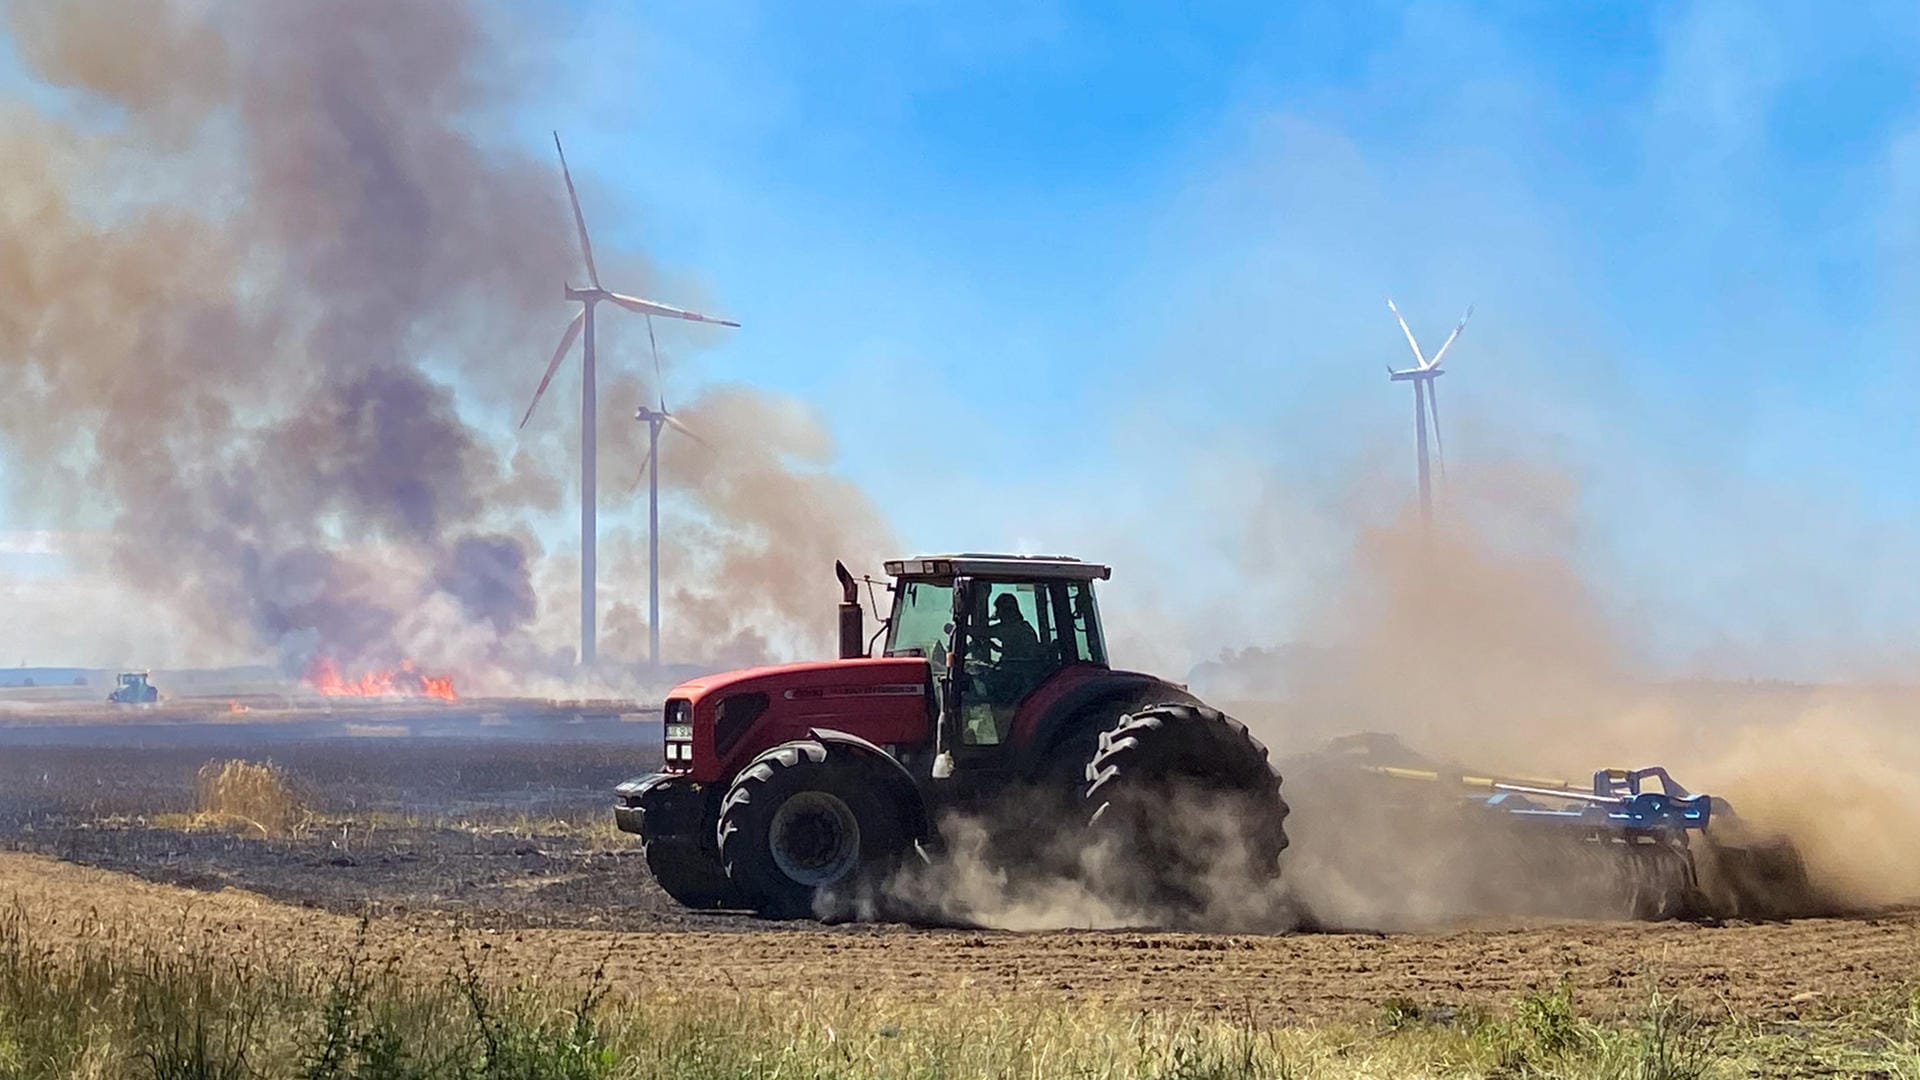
[525,2,1920,676]
[10,2,1920,678]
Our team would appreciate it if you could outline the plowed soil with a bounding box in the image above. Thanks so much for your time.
[1,716,1916,1025]
[2,852,1916,1025]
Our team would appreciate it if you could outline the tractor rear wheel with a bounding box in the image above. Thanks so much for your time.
[644,838,743,910]
[1081,704,1289,924]
[717,739,908,919]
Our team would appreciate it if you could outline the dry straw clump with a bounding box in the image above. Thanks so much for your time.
[194,759,310,837]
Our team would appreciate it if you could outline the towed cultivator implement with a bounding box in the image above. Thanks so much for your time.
[1360,761,1714,919]
[1282,735,1816,923]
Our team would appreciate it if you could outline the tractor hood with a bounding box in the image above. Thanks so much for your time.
[666,656,931,707]
[665,657,934,783]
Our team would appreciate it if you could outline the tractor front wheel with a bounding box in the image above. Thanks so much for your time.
[717,739,908,919]
[644,838,744,910]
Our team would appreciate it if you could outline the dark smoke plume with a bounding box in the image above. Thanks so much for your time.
[0,0,887,686]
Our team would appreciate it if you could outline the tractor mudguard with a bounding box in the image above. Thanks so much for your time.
[807,727,932,840]
[1006,671,1197,780]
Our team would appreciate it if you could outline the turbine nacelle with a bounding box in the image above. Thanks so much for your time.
[634,403,706,449]
[1388,367,1445,382]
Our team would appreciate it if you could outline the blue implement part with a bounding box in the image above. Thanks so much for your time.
[1360,762,1714,834]
[1482,788,1711,832]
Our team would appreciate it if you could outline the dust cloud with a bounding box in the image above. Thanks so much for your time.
[881,791,1299,933]
[0,1,885,686]
[1212,462,1920,922]
[1690,701,1920,910]
[879,809,1135,932]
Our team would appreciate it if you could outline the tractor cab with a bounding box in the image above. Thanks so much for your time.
[873,555,1111,766]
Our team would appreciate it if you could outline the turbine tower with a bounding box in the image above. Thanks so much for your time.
[521,133,739,668]
[632,317,708,670]
[1385,298,1472,529]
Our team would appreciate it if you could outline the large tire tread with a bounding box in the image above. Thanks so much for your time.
[716,739,908,920]
[1079,703,1290,923]
[1086,704,1290,824]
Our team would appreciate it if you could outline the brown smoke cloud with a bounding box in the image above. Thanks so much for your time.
[591,385,897,668]
[0,1,885,685]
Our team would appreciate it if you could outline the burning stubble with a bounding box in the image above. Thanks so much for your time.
[0,1,889,685]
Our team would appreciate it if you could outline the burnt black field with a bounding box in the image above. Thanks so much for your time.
[0,702,735,931]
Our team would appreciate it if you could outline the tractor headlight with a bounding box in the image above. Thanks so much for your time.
[663,699,696,767]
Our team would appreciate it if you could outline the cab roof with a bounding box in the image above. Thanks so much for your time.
[883,554,1112,581]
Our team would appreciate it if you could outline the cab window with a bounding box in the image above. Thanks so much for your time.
[1065,580,1105,665]
[884,579,953,660]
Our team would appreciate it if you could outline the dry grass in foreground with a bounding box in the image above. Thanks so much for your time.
[193,759,312,837]
[168,756,625,848]
[0,905,1916,1079]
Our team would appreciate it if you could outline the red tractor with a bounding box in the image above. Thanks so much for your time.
[615,554,1289,920]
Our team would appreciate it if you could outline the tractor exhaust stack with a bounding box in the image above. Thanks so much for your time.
[834,561,864,659]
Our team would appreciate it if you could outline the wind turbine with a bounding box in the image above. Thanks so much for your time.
[1385,299,1472,529]
[520,132,739,668]
[632,317,708,671]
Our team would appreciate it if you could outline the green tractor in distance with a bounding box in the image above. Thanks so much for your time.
[616,554,1289,922]
[107,671,158,705]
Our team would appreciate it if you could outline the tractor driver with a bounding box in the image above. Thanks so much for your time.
[961,591,1051,744]
[978,590,1049,711]
[985,591,1043,666]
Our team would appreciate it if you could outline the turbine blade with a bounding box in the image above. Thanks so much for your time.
[663,413,710,448]
[1426,305,1474,370]
[519,309,586,429]
[1386,297,1426,368]
[553,132,601,289]
[608,291,740,327]
[628,445,654,494]
[646,315,664,411]
[1426,379,1447,481]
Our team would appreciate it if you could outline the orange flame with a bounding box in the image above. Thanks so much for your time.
[305,657,457,701]
[227,700,250,713]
